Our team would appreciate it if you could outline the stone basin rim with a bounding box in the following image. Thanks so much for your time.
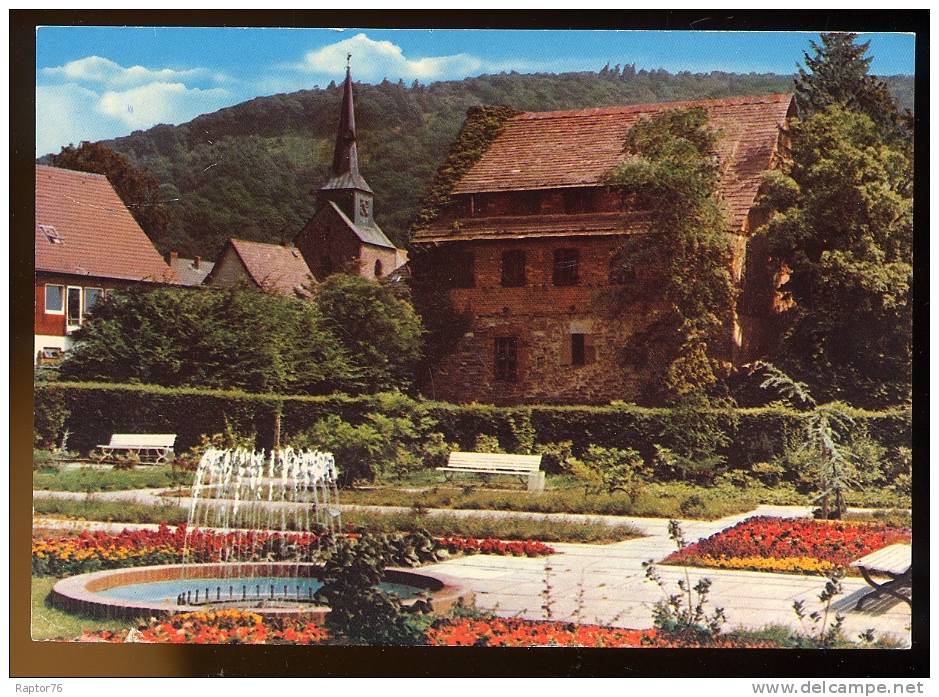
[50,562,473,621]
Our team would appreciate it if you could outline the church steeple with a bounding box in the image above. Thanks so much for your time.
[320,57,373,198]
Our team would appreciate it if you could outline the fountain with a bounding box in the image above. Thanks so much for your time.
[51,448,471,620]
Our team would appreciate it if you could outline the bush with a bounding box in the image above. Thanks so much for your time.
[35,382,911,478]
[473,434,504,453]
[34,389,69,449]
[290,415,386,486]
[572,445,649,496]
[422,432,457,470]
[315,535,430,646]
[534,441,574,475]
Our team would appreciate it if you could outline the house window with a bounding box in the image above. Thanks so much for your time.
[451,251,475,288]
[320,255,333,275]
[494,337,518,382]
[571,333,586,366]
[553,248,580,286]
[501,250,526,287]
[66,286,82,328]
[84,287,104,314]
[374,259,383,278]
[44,284,64,314]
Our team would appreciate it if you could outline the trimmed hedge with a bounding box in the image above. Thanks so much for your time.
[35,382,912,470]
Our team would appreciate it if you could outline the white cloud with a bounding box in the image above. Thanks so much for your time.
[296,33,484,82]
[96,82,233,130]
[36,83,118,154]
[36,55,238,154]
[41,55,227,88]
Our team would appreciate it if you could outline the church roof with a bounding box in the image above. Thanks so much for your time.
[325,200,397,249]
[414,93,795,243]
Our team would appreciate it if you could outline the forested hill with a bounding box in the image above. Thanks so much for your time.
[68,68,913,259]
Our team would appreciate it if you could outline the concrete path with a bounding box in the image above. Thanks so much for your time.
[32,488,911,645]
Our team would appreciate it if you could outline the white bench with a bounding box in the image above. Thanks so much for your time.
[95,433,177,465]
[850,543,911,610]
[436,452,545,493]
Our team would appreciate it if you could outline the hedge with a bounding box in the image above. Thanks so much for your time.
[34,382,912,469]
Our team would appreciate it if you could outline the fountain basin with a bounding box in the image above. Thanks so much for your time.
[51,563,473,622]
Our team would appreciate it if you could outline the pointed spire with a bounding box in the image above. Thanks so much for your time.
[321,57,373,194]
[332,57,358,176]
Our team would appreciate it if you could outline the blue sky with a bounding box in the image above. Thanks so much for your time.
[35,27,915,155]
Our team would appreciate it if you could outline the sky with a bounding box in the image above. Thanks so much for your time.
[34,27,916,155]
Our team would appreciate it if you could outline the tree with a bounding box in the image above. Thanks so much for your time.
[50,142,170,247]
[313,274,424,393]
[795,33,909,141]
[606,107,736,400]
[754,106,912,406]
[60,287,360,395]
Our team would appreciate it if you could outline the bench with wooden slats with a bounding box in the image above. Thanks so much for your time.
[849,543,911,610]
[95,433,177,465]
[436,452,545,493]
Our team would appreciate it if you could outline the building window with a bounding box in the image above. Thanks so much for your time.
[451,251,475,288]
[320,255,333,275]
[84,287,104,314]
[553,248,579,286]
[494,337,518,382]
[571,333,586,366]
[66,286,82,328]
[374,259,383,278]
[44,284,64,314]
[501,250,526,287]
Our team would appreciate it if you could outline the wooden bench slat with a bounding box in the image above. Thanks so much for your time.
[437,451,545,493]
[850,544,911,575]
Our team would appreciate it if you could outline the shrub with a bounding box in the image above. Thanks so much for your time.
[34,389,69,449]
[572,445,648,496]
[315,535,429,645]
[422,432,457,470]
[35,382,911,476]
[473,434,504,453]
[534,441,574,475]
[290,415,386,486]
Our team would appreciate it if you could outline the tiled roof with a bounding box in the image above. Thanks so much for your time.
[169,256,215,286]
[413,211,648,243]
[326,201,397,249]
[227,238,315,297]
[35,165,177,283]
[423,93,795,241]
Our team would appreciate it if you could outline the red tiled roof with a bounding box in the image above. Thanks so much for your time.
[434,94,795,238]
[35,165,177,283]
[227,238,315,297]
[413,211,649,243]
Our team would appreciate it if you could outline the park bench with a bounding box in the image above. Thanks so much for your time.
[850,543,911,610]
[95,433,177,465]
[437,452,545,493]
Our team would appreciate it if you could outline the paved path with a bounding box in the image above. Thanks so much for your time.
[32,489,911,645]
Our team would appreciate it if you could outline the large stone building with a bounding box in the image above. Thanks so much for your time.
[294,63,407,282]
[411,93,797,404]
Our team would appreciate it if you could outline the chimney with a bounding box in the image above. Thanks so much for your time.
[167,250,179,266]
[194,256,201,270]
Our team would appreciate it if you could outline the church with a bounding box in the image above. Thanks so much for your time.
[207,62,407,296]
[410,94,797,404]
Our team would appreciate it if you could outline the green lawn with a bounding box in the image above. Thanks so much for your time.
[31,498,642,544]
[33,465,180,492]
[30,576,141,641]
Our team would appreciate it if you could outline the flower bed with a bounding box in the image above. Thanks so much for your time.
[663,516,911,575]
[79,612,779,647]
[32,524,554,577]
